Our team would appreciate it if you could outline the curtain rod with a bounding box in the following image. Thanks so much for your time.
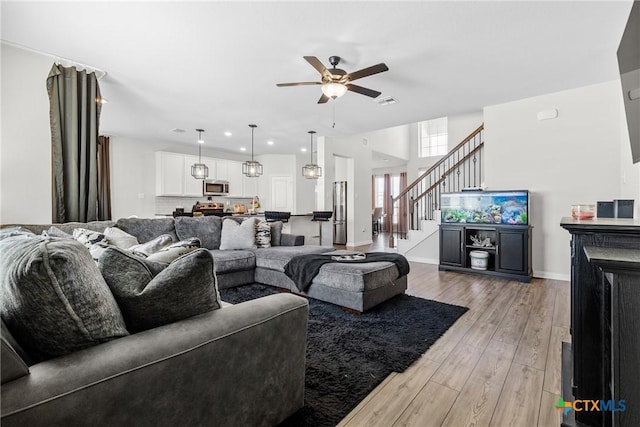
[2,40,107,80]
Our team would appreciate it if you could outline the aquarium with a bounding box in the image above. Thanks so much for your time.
[441,190,529,225]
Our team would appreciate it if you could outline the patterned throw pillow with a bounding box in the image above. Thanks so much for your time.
[0,236,129,362]
[129,234,174,257]
[220,218,257,250]
[255,220,271,248]
[104,227,139,249]
[98,247,220,332]
[145,237,201,264]
[73,228,107,249]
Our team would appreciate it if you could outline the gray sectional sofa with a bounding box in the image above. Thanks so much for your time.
[0,216,333,427]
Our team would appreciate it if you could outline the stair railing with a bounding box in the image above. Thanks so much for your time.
[389,124,484,248]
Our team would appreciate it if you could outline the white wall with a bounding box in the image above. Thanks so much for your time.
[318,135,373,247]
[294,153,317,214]
[362,124,411,160]
[484,80,637,280]
[1,43,54,224]
[406,111,483,183]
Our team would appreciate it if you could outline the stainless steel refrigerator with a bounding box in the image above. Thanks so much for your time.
[333,181,347,245]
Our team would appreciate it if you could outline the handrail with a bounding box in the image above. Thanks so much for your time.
[394,123,484,202]
[411,142,484,203]
[388,123,484,247]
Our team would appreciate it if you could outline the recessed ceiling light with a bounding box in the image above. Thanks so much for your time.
[240,147,246,151]
[267,140,274,145]
[224,131,232,137]
[301,148,307,152]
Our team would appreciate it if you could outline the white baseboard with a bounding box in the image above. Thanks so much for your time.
[532,270,570,281]
[347,239,373,248]
[405,256,439,265]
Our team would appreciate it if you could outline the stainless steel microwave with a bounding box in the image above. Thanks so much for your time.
[203,180,229,196]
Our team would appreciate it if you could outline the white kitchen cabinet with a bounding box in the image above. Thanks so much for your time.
[243,174,259,198]
[226,160,244,197]
[156,152,185,196]
[215,160,229,181]
[157,152,217,197]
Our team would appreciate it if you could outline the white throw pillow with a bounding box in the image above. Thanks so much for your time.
[219,218,257,250]
[104,227,139,249]
[73,228,107,249]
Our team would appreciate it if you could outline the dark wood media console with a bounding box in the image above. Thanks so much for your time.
[560,218,640,427]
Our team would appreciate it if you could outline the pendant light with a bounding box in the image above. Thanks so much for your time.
[302,130,322,179]
[242,124,263,177]
[191,129,209,179]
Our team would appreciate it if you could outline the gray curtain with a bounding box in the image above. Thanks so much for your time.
[47,64,102,223]
[97,135,112,220]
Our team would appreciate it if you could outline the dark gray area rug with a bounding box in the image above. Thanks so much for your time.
[220,284,468,427]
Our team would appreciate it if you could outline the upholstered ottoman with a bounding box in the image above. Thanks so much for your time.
[296,259,408,312]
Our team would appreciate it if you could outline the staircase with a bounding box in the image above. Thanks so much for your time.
[389,124,484,256]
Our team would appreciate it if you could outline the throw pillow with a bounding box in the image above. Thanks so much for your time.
[220,218,257,250]
[104,227,139,249]
[255,220,271,248]
[145,237,201,264]
[0,236,129,362]
[129,234,173,256]
[174,216,222,250]
[0,227,35,241]
[41,226,72,239]
[270,221,283,247]
[73,228,107,249]
[98,247,220,332]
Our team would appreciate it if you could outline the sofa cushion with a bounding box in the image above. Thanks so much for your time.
[270,221,283,247]
[253,246,333,272]
[145,238,201,264]
[174,216,222,250]
[98,247,220,332]
[1,337,29,384]
[208,249,256,273]
[104,226,139,249]
[116,218,178,244]
[6,221,115,236]
[220,218,257,250]
[130,234,173,256]
[255,220,271,248]
[0,236,129,362]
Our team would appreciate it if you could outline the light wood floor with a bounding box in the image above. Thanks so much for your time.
[336,233,570,427]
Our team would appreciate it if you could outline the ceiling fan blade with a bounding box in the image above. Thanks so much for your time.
[276,82,322,87]
[347,63,389,82]
[346,84,382,98]
[317,93,330,104]
[304,56,331,79]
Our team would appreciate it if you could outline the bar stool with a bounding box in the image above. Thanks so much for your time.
[264,211,291,223]
[311,211,333,245]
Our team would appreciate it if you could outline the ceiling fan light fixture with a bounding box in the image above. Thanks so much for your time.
[321,82,348,99]
[243,124,263,178]
[302,130,322,179]
[191,128,209,180]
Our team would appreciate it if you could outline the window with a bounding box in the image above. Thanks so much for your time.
[374,176,384,208]
[373,175,401,224]
[418,117,448,157]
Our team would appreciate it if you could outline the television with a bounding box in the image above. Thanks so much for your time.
[617,0,640,164]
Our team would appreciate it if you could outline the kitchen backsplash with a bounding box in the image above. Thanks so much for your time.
[155,196,253,215]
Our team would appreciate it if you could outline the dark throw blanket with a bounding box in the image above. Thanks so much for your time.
[284,252,410,292]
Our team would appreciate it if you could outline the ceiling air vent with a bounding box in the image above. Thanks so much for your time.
[171,128,186,133]
[375,96,398,106]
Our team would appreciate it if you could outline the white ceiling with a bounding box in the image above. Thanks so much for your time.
[1,1,633,157]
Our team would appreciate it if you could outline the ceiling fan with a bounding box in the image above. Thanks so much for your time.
[277,56,389,104]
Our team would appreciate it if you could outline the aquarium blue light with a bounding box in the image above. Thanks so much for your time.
[441,190,529,225]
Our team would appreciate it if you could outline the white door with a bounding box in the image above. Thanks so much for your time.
[270,175,293,212]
